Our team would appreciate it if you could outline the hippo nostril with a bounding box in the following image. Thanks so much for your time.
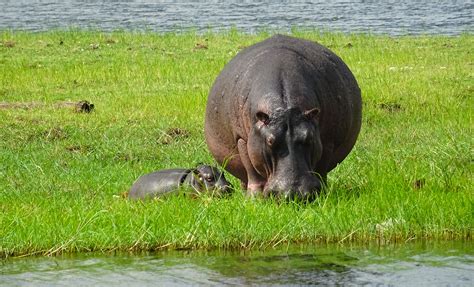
[264,177,321,201]
[262,186,280,199]
[212,180,233,196]
[221,186,231,195]
[302,190,317,202]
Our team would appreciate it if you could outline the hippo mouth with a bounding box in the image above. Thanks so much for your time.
[262,174,322,201]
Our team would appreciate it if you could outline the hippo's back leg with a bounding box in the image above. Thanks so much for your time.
[205,132,248,185]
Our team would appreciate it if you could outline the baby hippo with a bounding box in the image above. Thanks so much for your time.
[128,164,232,200]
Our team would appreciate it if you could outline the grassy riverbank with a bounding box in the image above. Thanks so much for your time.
[0,30,472,258]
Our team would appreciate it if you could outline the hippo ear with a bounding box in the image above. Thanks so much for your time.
[194,162,204,169]
[304,108,320,121]
[256,111,270,125]
[190,168,204,184]
[191,168,201,176]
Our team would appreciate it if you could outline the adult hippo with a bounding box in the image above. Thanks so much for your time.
[205,34,361,200]
[128,164,232,200]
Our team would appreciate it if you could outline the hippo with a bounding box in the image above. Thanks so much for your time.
[205,34,361,200]
[128,164,232,200]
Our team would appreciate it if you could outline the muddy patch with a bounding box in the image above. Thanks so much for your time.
[158,127,191,145]
[0,102,42,110]
[66,144,94,154]
[1,40,16,48]
[26,62,44,69]
[30,127,69,141]
[378,102,403,112]
[413,178,426,189]
[104,38,118,44]
[0,100,95,113]
[65,100,95,113]
[113,152,140,163]
[193,40,208,51]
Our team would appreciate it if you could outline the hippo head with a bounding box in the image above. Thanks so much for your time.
[248,107,323,200]
[190,164,232,195]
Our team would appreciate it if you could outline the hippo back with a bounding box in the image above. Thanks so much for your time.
[205,34,361,185]
[128,169,189,200]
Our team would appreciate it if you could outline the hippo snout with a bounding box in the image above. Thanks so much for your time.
[264,175,321,201]
[195,165,233,196]
[213,178,233,194]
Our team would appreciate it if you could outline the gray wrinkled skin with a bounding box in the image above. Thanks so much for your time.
[128,165,232,200]
[205,34,362,200]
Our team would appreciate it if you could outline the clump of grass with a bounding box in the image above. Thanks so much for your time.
[0,30,472,258]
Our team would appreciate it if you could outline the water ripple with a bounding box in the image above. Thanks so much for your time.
[1,242,473,286]
[0,1,472,35]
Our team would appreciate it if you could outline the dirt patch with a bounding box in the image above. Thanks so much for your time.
[68,100,94,113]
[344,42,353,48]
[0,100,95,113]
[158,127,191,145]
[442,42,454,48]
[105,38,117,44]
[66,145,94,154]
[2,40,16,48]
[413,178,426,190]
[193,41,208,51]
[378,102,403,113]
[113,152,140,163]
[0,102,41,110]
[26,62,44,69]
[38,127,68,141]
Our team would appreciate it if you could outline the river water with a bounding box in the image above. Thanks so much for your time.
[1,2,473,286]
[0,1,472,35]
[2,241,473,286]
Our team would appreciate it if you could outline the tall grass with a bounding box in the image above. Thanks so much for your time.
[0,30,472,258]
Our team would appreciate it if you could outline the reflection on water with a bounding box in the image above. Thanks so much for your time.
[1,241,473,286]
[0,1,472,35]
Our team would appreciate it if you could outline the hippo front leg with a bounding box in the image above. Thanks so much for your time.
[237,139,266,196]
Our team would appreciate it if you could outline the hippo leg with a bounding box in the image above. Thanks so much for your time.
[312,143,333,190]
[237,139,266,196]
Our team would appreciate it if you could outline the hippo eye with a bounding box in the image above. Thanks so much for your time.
[256,111,270,125]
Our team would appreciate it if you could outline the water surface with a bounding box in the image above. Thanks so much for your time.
[2,241,473,286]
[0,1,472,35]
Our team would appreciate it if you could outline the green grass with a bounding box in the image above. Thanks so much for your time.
[0,30,472,258]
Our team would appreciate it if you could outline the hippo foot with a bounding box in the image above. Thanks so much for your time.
[244,182,265,198]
